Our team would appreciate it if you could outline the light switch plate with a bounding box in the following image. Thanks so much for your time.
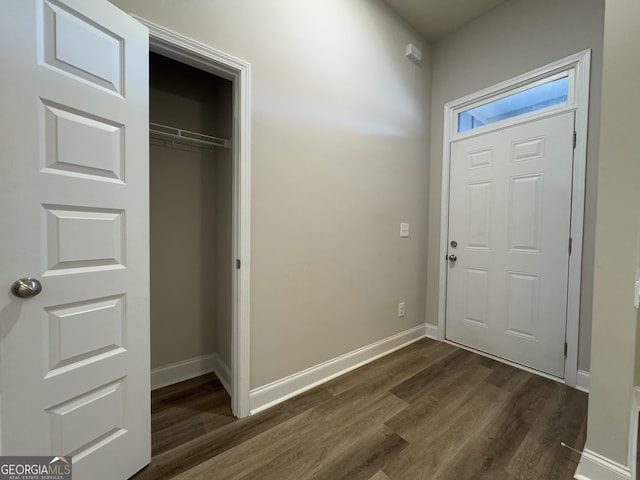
[635,280,640,309]
[400,223,409,237]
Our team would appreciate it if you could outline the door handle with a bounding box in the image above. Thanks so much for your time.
[448,255,457,262]
[11,277,42,298]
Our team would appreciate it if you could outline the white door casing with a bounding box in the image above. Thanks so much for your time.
[445,112,575,377]
[0,1,149,478]
[137,17,253,418]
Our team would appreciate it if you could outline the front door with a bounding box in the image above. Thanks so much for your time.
[0,1,149,478]
[445,112,575,377]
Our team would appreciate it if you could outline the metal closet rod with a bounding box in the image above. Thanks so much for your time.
[149,122,231,149]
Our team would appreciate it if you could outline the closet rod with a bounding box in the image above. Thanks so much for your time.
[149,122,231,149]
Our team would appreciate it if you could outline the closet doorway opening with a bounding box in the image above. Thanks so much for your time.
[149,50,234,407]
[142,19,252,420]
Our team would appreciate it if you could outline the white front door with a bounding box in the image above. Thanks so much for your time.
[445,112,575,377]
[0,1,149,478]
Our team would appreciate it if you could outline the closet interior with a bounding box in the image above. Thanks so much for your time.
[149,52,233,400]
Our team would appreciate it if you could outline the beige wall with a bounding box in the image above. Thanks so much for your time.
[428,0,605,371]
[637,327,640,387]
[111,0,432,388]
[212,148,233,368]
[636,301,640,387]
[585,0,640,466]
[149,54,233,369]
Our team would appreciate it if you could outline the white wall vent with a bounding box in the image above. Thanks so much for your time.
[405,43,422,66]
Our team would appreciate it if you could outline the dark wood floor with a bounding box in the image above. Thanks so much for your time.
[132,338,587,480]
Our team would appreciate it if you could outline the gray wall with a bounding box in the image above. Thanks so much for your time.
[149,54,233,370]
[112,0,432,389]
[428,0,605,371]
[586,0,640,465]
[636,310,640,387]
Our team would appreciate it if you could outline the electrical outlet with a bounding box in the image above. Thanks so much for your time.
[398,302,405,317]
[400,223,409,238]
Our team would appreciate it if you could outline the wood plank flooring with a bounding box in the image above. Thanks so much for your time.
[132,338,587,480]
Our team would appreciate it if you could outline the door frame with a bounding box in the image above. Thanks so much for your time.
[436,50,591,387]
[134,17,252,417]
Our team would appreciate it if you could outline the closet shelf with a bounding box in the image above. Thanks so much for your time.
[149,122,231,149]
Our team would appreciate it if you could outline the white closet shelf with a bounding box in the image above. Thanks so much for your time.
[149,122,231,149]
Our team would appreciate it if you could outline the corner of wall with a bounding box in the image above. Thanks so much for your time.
[150,353,231,394]
[575,449,633,480]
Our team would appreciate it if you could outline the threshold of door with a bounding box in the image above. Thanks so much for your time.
[443,339,566,386]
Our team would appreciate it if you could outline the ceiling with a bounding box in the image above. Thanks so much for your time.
[382,0,508,40]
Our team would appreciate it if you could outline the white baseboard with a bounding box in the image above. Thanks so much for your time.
[212,355,232,395]
[576,369,590,393]
[249,324,427,414]
[151,353,218,391]
[425,323,439,340]
[575,449,632,480]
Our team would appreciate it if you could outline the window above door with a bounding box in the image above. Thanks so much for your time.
[458,75,569,133]
[452,70,575,137]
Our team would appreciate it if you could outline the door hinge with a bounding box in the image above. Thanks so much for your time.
[564,342,568,357]
[573,131,577,148]
[236,259,241,269]
[568,237,572,255]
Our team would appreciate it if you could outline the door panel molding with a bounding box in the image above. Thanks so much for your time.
[437,50,591,387]
[0,0,150,476]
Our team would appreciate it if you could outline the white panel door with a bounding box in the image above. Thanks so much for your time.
[446,112,575,377]
[0,1,149,479]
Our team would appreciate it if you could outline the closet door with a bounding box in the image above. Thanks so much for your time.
[0,1,150,479]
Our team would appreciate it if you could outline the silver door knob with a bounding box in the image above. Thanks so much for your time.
[11,277,42,298]
[448,255,457,262]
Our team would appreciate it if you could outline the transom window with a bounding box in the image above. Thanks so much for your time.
[457,75,570,133]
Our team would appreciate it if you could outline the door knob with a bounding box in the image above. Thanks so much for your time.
[11,277,42,298]
[448,255,457,262]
